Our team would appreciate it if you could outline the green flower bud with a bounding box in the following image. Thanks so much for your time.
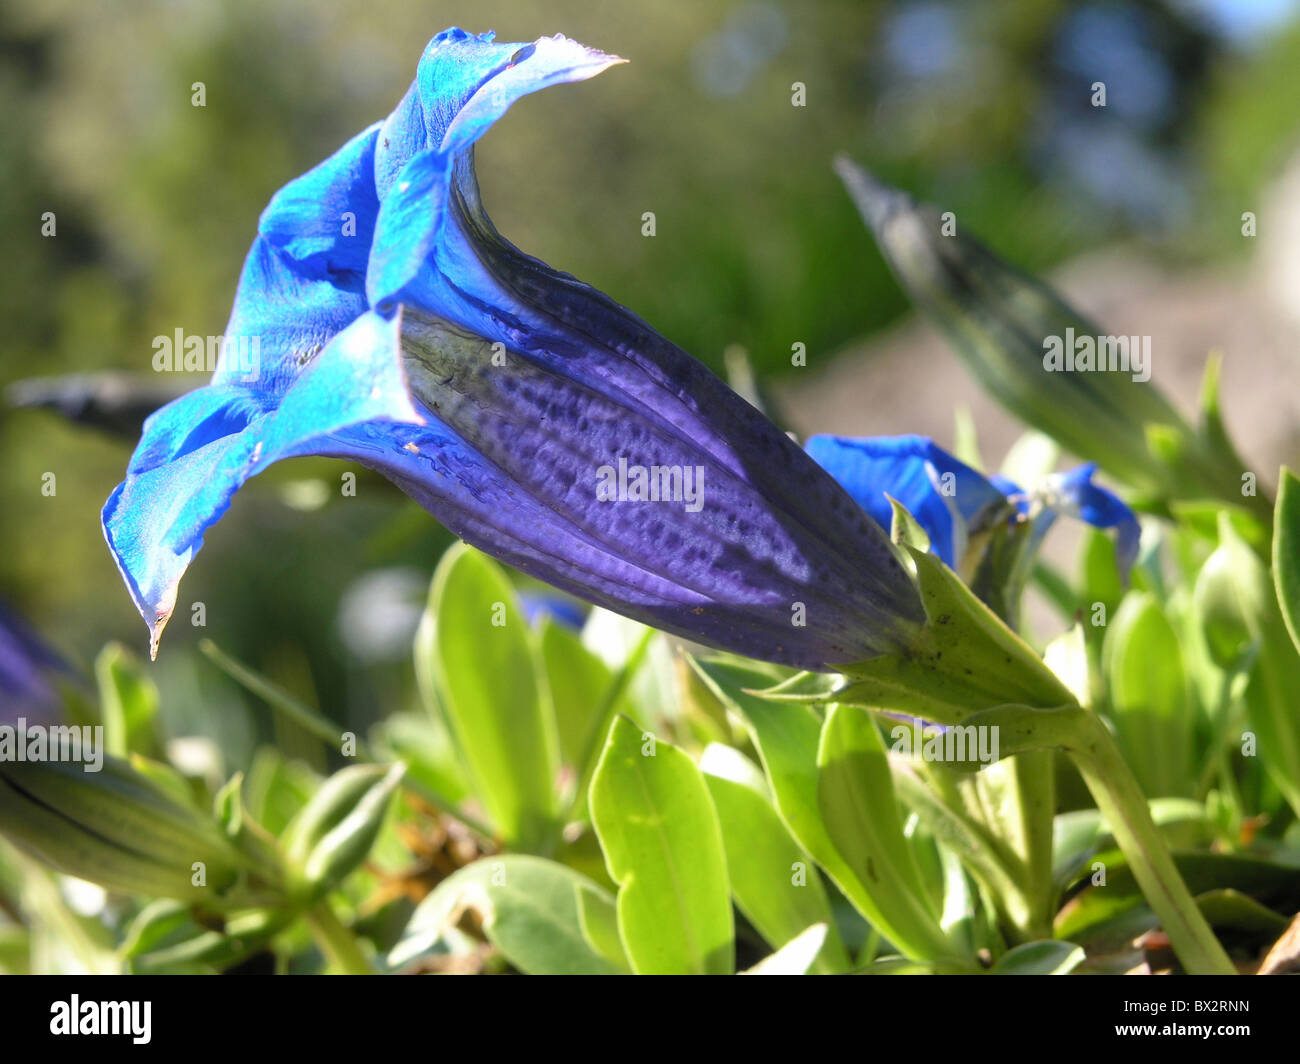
[281,763,405,901]
[0,754,249,904]
[1194,534,1259,670]
[835,157,1249,509]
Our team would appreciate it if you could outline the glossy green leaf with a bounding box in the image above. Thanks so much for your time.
[1275,467,1300,654]
[694,659,960,963]
[992,940,1084,975]
[1051,799,1208,890]
[388,855,623,975]
[369,711,469,807]
[1102,592,1193,798]
[700,744,850,973]
[575,881,630,972]
[538,617,613,770]
[589,715,733,974]
[1201,514,1300,816]
[120,899,279,974]
[95,643,159,759]
[415,544,559,850]
[1078,527,1124,622]
[1194,889,1288,936]
[1056,848,1300,942]
[1044,624,1092,708]
[243,748,318,836]
[817,704,956,961]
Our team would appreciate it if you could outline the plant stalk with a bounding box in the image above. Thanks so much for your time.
[305,901,371,975]
[1063,712,1235,974]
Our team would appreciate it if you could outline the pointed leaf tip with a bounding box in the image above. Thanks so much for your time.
[833,155,909,232]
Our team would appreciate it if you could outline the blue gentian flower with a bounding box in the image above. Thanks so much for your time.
[804,434,1141,577]
[0,603,68,726]
[103,28,924,670]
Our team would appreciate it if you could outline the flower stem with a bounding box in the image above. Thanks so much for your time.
[1062,712,1235,974]
[1000,749,1057,940]
[305,901,371,975]
[956,702,1235,973]
[844,548,1235,972]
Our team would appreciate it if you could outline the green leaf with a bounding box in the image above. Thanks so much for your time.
[745,669,842,703]
[119,899,279,974]
[369,711,469,807]
[700,745,850,973]
[1056,849,1300,942]
[817,704,957,961]
[742,924,828,975]
[1051,799,1208,890]
[575,881,630,972]
[952,405,983,469]
[1275,467,1300,655]
[992,940,1084,975]
[589,715,733,974]
[243,748,318,836]
[95,643,159,759]
[1044,625,1092,707]
[415,545,559,850]
[1194,889,1288,936]
[838,547,1076,726]
[213,772,243,837]
[538,617,613,770]
[695,659,960,963]
[389,855,624,975]
[1102,592,1193,798]
[887,495,930,553]
[1200,514,1300,816]
[1078,526,1123,616]
[936,845,979,957]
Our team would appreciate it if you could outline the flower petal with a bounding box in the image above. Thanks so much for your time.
[805,435,1007,567]
[373,29,623,197]
[1049,463,1142,578]
[213,124,382,393]
[103,312,420,655]
[326,406,901,669]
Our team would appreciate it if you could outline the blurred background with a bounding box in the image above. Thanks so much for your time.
[2,0,1298,773]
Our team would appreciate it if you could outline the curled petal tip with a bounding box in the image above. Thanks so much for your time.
[146,582,178,661]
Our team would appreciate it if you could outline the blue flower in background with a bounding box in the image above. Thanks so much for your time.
[0,603,68,726]
[804,434,1141,577]
[518,591,588,632]
[103,28,924,670]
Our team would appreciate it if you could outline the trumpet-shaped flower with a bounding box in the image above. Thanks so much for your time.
[103,28,924,670]
[804,434,1141,578]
